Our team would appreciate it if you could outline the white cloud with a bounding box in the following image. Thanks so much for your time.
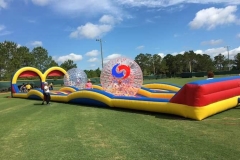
[237,33,240,38]
[103,53,121,63]
[189,6,239,30]
[85,50,99,57]
[202,46,240,59]
[171,51,185,56]
[194,50,204,54]
[30,41,43,47]
[174,34,180,37]
[201,39,223,46]
[55,53,83,63]
[145,19,154,23]
[116,0,240,7]
[88,58,98,62]
[99,15,120,25]
[28,20,37,23]
[70,14,122,39]
[158,53,165,58]
[136,45,144,50]
[70,22,112,39]
[17,44,21,48]
[164,46,240,59]
[27,0,240,18]
[0,24,12,36]
[0,24,5,31]
[31,0,121,17]
[31,0,50,6]
[0,0,7,9]
[0,30,12,36]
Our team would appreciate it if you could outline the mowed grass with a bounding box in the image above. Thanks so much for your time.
[0,76,240,160]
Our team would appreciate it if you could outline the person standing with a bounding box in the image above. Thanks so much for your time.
[42,82,51,105]
[207,71,214,80]
[85,79,93,89]
[20,83,27,92]
[49,82,53,90]
[26,83,32,92]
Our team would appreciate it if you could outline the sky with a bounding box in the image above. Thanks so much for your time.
[0,0,240,70]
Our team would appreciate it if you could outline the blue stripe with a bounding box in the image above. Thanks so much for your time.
[141,87,177,93]
[13,84,19,93]
[113,96,169,102]
[66,86,80,91]
[29,95,42,100]
[34,88,44,93]
[189,76,240,85]
[50,93,67,96]
[81,89,115,98]
[69,98,108,107]
[141,87,153,92]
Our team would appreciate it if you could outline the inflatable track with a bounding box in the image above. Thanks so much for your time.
[11,67,240,120]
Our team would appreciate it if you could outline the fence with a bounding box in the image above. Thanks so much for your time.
[180,70,240,78]
[0,78,101,92]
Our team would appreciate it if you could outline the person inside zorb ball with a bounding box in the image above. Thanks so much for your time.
[100,57,143,96]
[63,68,88,89]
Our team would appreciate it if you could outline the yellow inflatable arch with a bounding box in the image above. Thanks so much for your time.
[11,66,67,95]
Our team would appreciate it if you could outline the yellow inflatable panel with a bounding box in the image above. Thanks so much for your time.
[143,83,181,92]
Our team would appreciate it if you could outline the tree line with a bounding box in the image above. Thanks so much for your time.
[1,40,240,80]
[135,51,240,76]
[0,41,101,80]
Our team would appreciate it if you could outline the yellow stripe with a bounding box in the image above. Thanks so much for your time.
[67,91,113,107]
[12,67,44,84]
[143,83,180,92]
[112,96,238,120]
[59,87,77,92]
[92,85,175,99]
[93,85,103,90]
[43,67,67,82]
[137,89,175,99]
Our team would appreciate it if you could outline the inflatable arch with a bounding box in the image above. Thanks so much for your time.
[11,66,67,97]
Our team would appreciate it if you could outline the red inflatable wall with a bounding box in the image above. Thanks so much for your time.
[170,77,240,107]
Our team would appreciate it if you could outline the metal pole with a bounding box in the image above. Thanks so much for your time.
[227,46,230,71]
[225,46,230,71]
[100,39,103,69]
[96,39,104,69]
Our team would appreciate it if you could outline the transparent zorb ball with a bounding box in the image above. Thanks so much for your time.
[63,68,88,89]
[100,57,143,96]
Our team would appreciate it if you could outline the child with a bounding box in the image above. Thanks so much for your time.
[85,79,93,89]
[207,71,214,80]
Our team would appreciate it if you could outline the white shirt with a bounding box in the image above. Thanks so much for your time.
[44,85,50,93]
[206,78,213,80]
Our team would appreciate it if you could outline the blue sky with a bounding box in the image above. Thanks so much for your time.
[0,0,240,70]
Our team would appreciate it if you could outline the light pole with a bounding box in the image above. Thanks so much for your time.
[96,39,103,69]
[225,46,230,71]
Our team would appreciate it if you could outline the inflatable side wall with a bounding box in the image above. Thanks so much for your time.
[170,76,240,120]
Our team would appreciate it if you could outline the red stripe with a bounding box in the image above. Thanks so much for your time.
[170,79,240,107]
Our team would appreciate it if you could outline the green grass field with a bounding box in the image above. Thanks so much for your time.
[1,77,240,160]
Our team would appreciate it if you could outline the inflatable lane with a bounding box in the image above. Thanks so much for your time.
[12,76,240,120]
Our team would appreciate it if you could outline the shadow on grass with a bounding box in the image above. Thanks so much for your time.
[31,99,240,121]
[56,101,192,121]
[108,107,192,121]
[33,103,43,106]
